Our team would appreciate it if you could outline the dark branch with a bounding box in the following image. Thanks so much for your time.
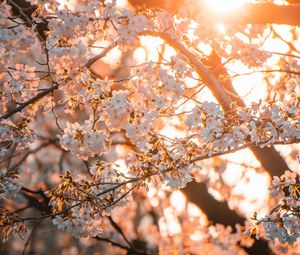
[7,0,49,40]
[0,83,58,120]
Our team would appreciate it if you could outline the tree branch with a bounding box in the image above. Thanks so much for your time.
[7,0,48,40]
[0,83,58,120]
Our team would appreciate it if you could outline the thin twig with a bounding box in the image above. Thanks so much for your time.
[22,220,42,255]
[94,236,130,250]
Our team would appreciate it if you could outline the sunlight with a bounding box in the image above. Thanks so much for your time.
[221,149,270,216]
[158,206,183,237]
[203,0,245,14]
[116,0,128,8]
[170,191,186,214]
[133,47,147,63]
[229,61,268,103]
[114,159,129,175]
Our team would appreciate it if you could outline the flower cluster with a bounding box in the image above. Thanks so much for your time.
[126,141,195,189]
[184,99,300,156]
[247,170,300,244]
[52,207,103,238]
[0,168,20,199]
[102,90,131,131]
[59,121,110,160]
[46,162,133,238]
[0,120,34,157]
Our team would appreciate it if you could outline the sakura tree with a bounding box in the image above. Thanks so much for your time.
[0,0,300,254]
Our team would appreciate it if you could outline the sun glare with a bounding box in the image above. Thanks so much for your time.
[203,0,245,13]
